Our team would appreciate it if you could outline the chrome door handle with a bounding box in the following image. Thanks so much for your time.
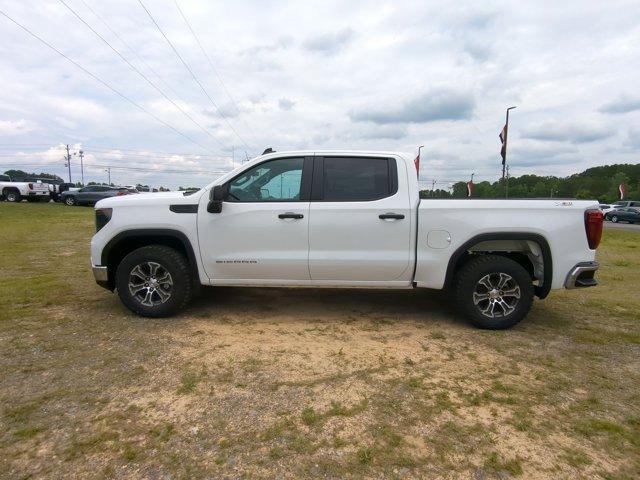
[278,212,304,219]
[379,213,405,220]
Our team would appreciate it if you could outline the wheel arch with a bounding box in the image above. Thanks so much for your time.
[444,232,553,299]
[101,229,199,291]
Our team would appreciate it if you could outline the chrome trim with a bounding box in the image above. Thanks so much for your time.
[92,265,108,282]
[564,261,599,289]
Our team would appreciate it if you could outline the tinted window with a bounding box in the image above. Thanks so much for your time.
[323,157,394,201]
[80,186,96,192]
[228,157,304,202]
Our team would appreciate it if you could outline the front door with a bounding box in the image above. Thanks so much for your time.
[308,156,413,283]
[198,156,312,283]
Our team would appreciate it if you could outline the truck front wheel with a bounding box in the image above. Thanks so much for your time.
[4,190,21,202]
[454,255,534,329]
[115,245,192,317]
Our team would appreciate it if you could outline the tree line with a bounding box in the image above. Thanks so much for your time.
[420,163,640,203]
[6,163,639,203]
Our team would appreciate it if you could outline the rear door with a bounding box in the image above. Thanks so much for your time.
[308,156,412,283]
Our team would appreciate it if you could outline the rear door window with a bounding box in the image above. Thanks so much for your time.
[320,157,396,201]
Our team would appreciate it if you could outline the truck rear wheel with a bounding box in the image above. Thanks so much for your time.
[115,245,192,317]
[454,255,534,329]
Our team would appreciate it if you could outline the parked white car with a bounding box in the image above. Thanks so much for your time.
[0,176,50,202]
[90,150,603,329]
[599,204,616,216]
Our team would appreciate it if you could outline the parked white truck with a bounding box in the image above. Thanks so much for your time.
[0,175,50,202]
[90,151,603,329]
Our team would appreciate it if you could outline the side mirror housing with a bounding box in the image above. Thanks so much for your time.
[207,184,226,213]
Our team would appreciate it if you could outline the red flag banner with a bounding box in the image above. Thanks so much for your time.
[499,124,507,164]
[619,183,626,200]
[414,152,420,178]
[467,181,474,197]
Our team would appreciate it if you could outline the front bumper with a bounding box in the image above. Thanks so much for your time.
[92,265,112,290]
[564,261,599,289]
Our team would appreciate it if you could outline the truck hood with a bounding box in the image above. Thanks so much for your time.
[96,190,204,208]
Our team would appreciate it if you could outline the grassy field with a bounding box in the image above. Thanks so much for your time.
[0,202,639,480]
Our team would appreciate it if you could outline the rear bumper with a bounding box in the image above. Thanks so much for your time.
[28,191,49,196]
[564,261,599,289]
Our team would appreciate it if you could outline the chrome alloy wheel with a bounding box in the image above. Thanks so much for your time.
[128,261,173,307]
[472,272,521,318]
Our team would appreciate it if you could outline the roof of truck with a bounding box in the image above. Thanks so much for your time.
[256,150,406,160]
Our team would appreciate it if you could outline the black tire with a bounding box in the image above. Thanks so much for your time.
[115,245,192,317]
[611,215,618,223]
[4,190,21,203]
[454,255,534,330]
[64,196,76,206]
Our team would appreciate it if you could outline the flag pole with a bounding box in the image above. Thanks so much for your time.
[501,106,517,183]
[414,145,424,179]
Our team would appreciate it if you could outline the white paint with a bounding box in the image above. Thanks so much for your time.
[91,150,599,296]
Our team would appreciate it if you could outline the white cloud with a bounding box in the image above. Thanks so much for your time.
[0,0,638,188]
[0,119,31,135]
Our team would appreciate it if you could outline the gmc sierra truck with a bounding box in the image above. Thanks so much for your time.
[90,151,603,329]
[1,176,50,202]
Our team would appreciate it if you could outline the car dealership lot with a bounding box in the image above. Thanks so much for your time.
[1,203,639,479]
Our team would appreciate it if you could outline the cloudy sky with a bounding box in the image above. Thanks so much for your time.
[0,0,639,189]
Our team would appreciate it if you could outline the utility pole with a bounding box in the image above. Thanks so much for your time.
[74,149,85,186]
[105,167,111,185]
[64,144,72,183]
[501,106,517,183]
[431,179,436,197]
[78,149,84,186]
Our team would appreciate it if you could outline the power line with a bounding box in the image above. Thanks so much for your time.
[57,0,229,153]
[173,0,256,138]
[0,8,217,156]
[0,143,225,158]
[0,160,230,176]
[137,0,253,153]
[77,0,192,111]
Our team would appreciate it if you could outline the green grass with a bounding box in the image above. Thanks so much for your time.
[1,203,639,479]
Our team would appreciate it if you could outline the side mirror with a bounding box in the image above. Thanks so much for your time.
[207,184,226,213]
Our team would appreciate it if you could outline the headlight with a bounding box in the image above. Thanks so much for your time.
[95,208,113,232]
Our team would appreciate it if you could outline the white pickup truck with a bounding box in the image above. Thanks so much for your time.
[90,151,603,329]
[0,176,50,202]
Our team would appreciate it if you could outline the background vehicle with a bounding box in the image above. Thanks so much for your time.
[90,151,603,330]
[605,207,640,223]
[612,200,640,209]
[62,185,129,206]
[599,204,616,215]
[0,176,50,202]
[26,179,76,202]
